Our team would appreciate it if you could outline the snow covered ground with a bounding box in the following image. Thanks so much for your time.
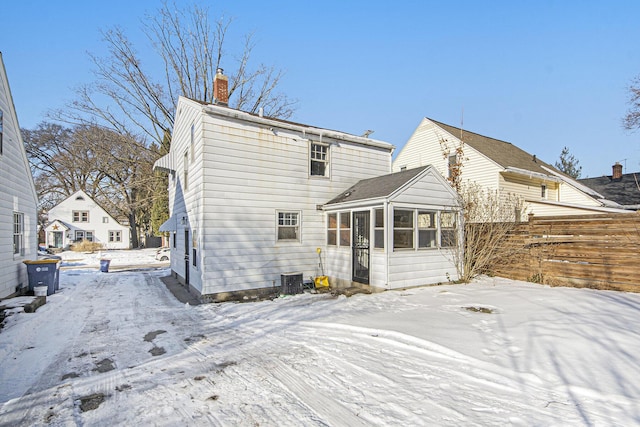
[1,248,640,426]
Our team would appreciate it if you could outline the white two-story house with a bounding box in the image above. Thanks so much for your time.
[45,190,130,250]
[154,71,462,302]
[0,52,39,298]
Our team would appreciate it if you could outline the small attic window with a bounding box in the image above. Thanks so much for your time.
[76,196,85,201]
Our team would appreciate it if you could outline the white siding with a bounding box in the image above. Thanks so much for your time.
[164,98,392,296]
[0,55,38,297]
[393,118,500,190]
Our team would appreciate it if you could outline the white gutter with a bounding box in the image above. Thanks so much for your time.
[502,167,561,183]
[203,104,394,151]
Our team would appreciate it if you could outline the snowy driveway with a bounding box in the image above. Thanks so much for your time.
[1,262,640,426]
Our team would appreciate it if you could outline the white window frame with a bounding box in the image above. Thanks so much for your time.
[13,212,24,255]
[73,211,89,223]
[277,211,301,242]
[310,142,329,177]
[374,208,385,249]
[439,211,458,248]
[541,184,547,199]
[327,213,337,246]
[417,211,437,249]
[109,230,122,243]
[393,209,414,250]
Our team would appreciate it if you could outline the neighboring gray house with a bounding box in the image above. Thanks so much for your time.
[154,71,462,302]
[0,52,38,298]
[578,162,640,210]
[44,190,131,250]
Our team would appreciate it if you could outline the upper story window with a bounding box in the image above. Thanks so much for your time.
[541,184,547,199]
[448,154,458,179]
[277,211,300,241]
[310,143,329,177]
[183,150,189,191]
[73,211,89,222]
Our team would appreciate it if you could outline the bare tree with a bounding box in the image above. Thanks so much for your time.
[624,75,640,131]
[56,2,296,147]
[457,184,527,282]
[24,122,159,248]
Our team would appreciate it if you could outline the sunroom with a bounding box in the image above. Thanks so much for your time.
[322,166,463,290]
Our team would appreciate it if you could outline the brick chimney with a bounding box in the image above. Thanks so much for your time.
[612,162,623,181]
[213,68,228,105]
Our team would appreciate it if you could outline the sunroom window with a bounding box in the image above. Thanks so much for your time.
[374,209,384,249]
[327,213,337,245]
[418,211,437,248]
[440,212,457,247]
[393,209,414,249]
[339,212,350,246]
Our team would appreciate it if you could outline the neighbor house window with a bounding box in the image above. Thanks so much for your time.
[103,217,109,223]
[339,212,350,246]
[172,232,176,248]
[541,184,547,199]
[109,231,122,242]
[0,110,3,155]
[327,213,337,245]
[13,212,24,255]
[277,212,299,241]
[448,154,458,179]
[75,231,85,241]
[374,209,384,249]
[393,209,414,249]
[310,143,328,177]
[418,211,437,248]
[85,231,94,242]
[440,212,457,247]
[73,211,89,222]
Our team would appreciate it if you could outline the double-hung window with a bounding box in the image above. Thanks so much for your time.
[393,210,414,249]
[374,209,384,249]
[440,212,457,247]
[277,212,300,241]
[339,212,350,246]
[327,213,337,245]
[310,143,328,177]
[109,231,122,242]
[418,211,437,248]
[73,211,89,222]
[13,212,24,255]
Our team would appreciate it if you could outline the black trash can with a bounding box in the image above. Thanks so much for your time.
[100,259,111,273]
[23,260,60,296]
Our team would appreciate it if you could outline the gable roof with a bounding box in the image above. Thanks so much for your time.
[326,166,430,205]
[429,118,561,176]
[579,172,640,207]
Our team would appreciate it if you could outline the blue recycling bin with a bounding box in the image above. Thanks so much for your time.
[24,260,60,296]
[100,259,111,273]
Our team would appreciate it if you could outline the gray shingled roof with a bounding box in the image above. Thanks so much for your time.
[579,173,640,207]
[326,166,429,205]
[431,119,560,176]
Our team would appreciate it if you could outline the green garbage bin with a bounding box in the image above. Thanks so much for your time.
[23,260,60,296]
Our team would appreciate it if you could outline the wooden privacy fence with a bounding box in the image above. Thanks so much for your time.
[488,212,640,292]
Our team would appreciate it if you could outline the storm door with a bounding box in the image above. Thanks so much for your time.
[352,211,370,284]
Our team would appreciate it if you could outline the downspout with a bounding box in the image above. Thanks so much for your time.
[384,200,390,289]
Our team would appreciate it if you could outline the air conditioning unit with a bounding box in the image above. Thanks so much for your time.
[281,272,303,295]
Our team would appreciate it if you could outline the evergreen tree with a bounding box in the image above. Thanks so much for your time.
[555,146,582,179]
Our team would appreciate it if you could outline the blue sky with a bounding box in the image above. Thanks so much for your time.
[2,0,639,178]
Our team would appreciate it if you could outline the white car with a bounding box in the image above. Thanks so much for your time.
[155,248,170,261]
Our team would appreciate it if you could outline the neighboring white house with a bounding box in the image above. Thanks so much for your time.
[0,52,39,298]
[393,117,628,217]
[153,71,462,302]
[45,190,130,250]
